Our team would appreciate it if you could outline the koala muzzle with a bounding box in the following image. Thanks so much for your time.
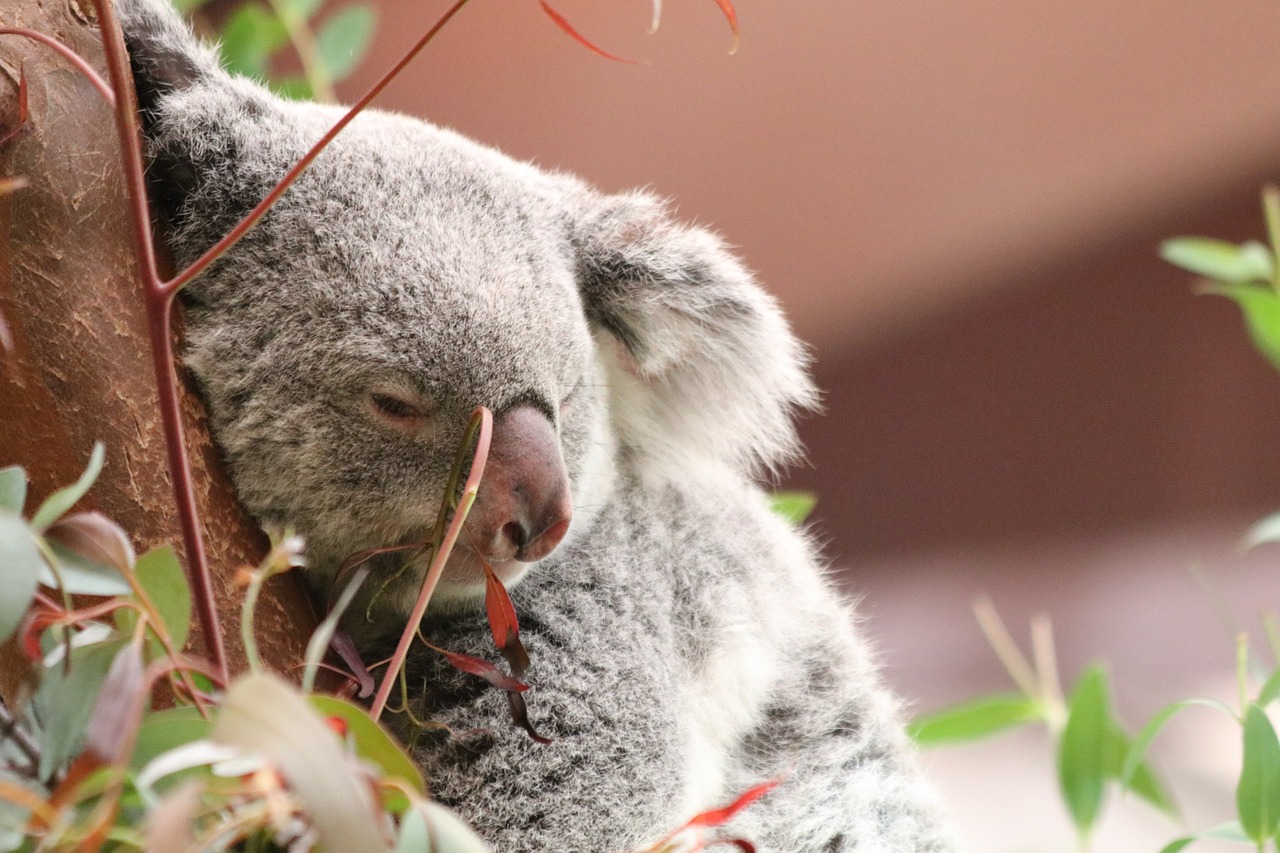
[470,404,573,565]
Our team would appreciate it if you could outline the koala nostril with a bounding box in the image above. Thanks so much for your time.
[502,520,530,551]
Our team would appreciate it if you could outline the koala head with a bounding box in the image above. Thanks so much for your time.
[119,0,816,643]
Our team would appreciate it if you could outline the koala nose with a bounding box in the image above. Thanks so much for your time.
[471,404,573,564]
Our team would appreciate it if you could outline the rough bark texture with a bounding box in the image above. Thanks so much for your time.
[0,0,317,698]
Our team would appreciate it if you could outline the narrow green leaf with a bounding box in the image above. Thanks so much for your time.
[218,4,290,80]
[1162,237,1274,285]
[1237,704,1280,844]
[269,75,315,101]
[1109,726,1177,817]
[1122,697,1238,786]
[134,546,191,654]
[1199,283,1280,374]
[302,569,367,694]
[1058,665,1117,837]
[908,692,1041,746]
[770,491,817,527]
[308,695,424,796]
[1159,821,1252,853]
[316,6,376,81]
[30,442,104,530]
[0,467,26,514]
[0,510,42,645]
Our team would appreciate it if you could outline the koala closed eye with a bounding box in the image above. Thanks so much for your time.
[366,389,430,434]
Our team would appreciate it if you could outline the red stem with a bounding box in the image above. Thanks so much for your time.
[0,28,116,105]
[91,0,227,682]
[163,0,475,298]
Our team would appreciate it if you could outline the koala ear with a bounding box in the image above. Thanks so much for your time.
[574,191,819,478]
[117,0,224,116]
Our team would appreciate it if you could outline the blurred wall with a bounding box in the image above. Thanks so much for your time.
[323,0,1280,566]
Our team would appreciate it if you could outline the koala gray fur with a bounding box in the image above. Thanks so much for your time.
[115,0,954,849]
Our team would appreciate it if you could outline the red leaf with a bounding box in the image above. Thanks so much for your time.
[507,691,552,745]
[538,1,642,64]
[424,641,529,693]
[712,840,756,853]
[713,0,740,54]
[45,511,136,572]
[684,778,780,830]
[330,629,376,698]
[83,642,146,766]
[0,64,28,147]
[18,605,60,662]
[482,558,530,676]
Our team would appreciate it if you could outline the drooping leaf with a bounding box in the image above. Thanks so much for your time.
[35,639,128,780]
[1258,670,1280,707]
[1057,665,1117,837]
[712,0,740,54]
[1162,237,1275,285]
[482,559,530,676]
[683,778,780,830]
[218,3,290,80]
[41,539,133,597]
[506,692,552,745]
[1198,283,1280,374]
[130,707,212,772]
[316,6,377,81]
[908,692,1041,745]
[133,546,191,654]
[39,512,135,597]
[538,1,641,64]
[308,695,424,796]
[1107,726,1176,817]
[30,442,105,531]
[0,467,26,514]
[1237,704,1280,844]
[1122,696,1237,787]
[0,510,41,644]
[213,673,391,853]
[769,491,816,527]
[1158,820,1252,853]
[303,567,368,694]
[425,642,529,694]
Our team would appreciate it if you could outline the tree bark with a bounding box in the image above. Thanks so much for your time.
[0,0,318,699]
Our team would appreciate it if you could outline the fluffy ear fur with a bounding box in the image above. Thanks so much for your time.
[574,191,819,478]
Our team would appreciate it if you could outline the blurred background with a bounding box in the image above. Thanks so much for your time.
[322,1,1280,847]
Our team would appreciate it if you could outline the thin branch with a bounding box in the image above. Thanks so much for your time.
[0,703,41,772]
[973,596,1040,700]
[0,28,115,105]
[164,0,475,298]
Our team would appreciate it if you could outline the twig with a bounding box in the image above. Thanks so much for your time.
[0,28,115,105]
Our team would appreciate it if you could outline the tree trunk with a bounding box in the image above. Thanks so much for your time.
[0,0,317,698]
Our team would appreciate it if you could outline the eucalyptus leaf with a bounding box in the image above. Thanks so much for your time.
[1159,821,1252,853]
[1161,237,1274,285]
[130,707,213,773]
[1259,670,1280,708]
[1057,665,1117,837]
[908,692,1041,745]
[770,491,817,527]
[0,510,42,645]
[0,771,44,852]
[397,800,490,853]
[277,0,325,21]
[39,539,132,598]
[34,639,127,780]
[309,694,424,798]
[219,3,290,80]
[168,0,213,14]
[1236,704,1280,844]
[1121,696,1237,786]
[316,6,376,81]
[134,546,191,654]
[270,75,315,101]
[302,568,367,694]
[30,442,104,530]
[1109,725,1176,817]
[0,467,25,514]
[1199,283,1280,374]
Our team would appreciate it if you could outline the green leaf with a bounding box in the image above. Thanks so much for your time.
[0,770,43,852]
[218,4,290,80]
[302,569,366,694]
[1058,665,1117,838]
[1243,511,1280,550]
[40,539,132,598]
[316,6,376,81]
[213,673,391,852]
[169,0,213,14]
[1110,726,1177,817]
[908,692,1041,746]
[1159,821,1252,853]
[35,639,128,780]
[1259,670,1280,708]
[30,442,104,530]
[134,546,191,654]
[130,707,212,773]
[1122,697,1237,787]
[308,695,424,797]
[0,510,42,645]
[770,491,817,527]
[0,467,26,514]
[1162,237,1275,285]
[1199,283,1280,374]
[396,800,489,853]
[277,0,325,21]
[1237,704,1280,844]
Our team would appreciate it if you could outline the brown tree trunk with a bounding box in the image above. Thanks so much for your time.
[0,0,317,698]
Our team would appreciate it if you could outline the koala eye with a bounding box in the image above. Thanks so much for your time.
[366,390,429,434]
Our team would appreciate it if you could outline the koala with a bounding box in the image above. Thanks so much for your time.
[116,0,954,849]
